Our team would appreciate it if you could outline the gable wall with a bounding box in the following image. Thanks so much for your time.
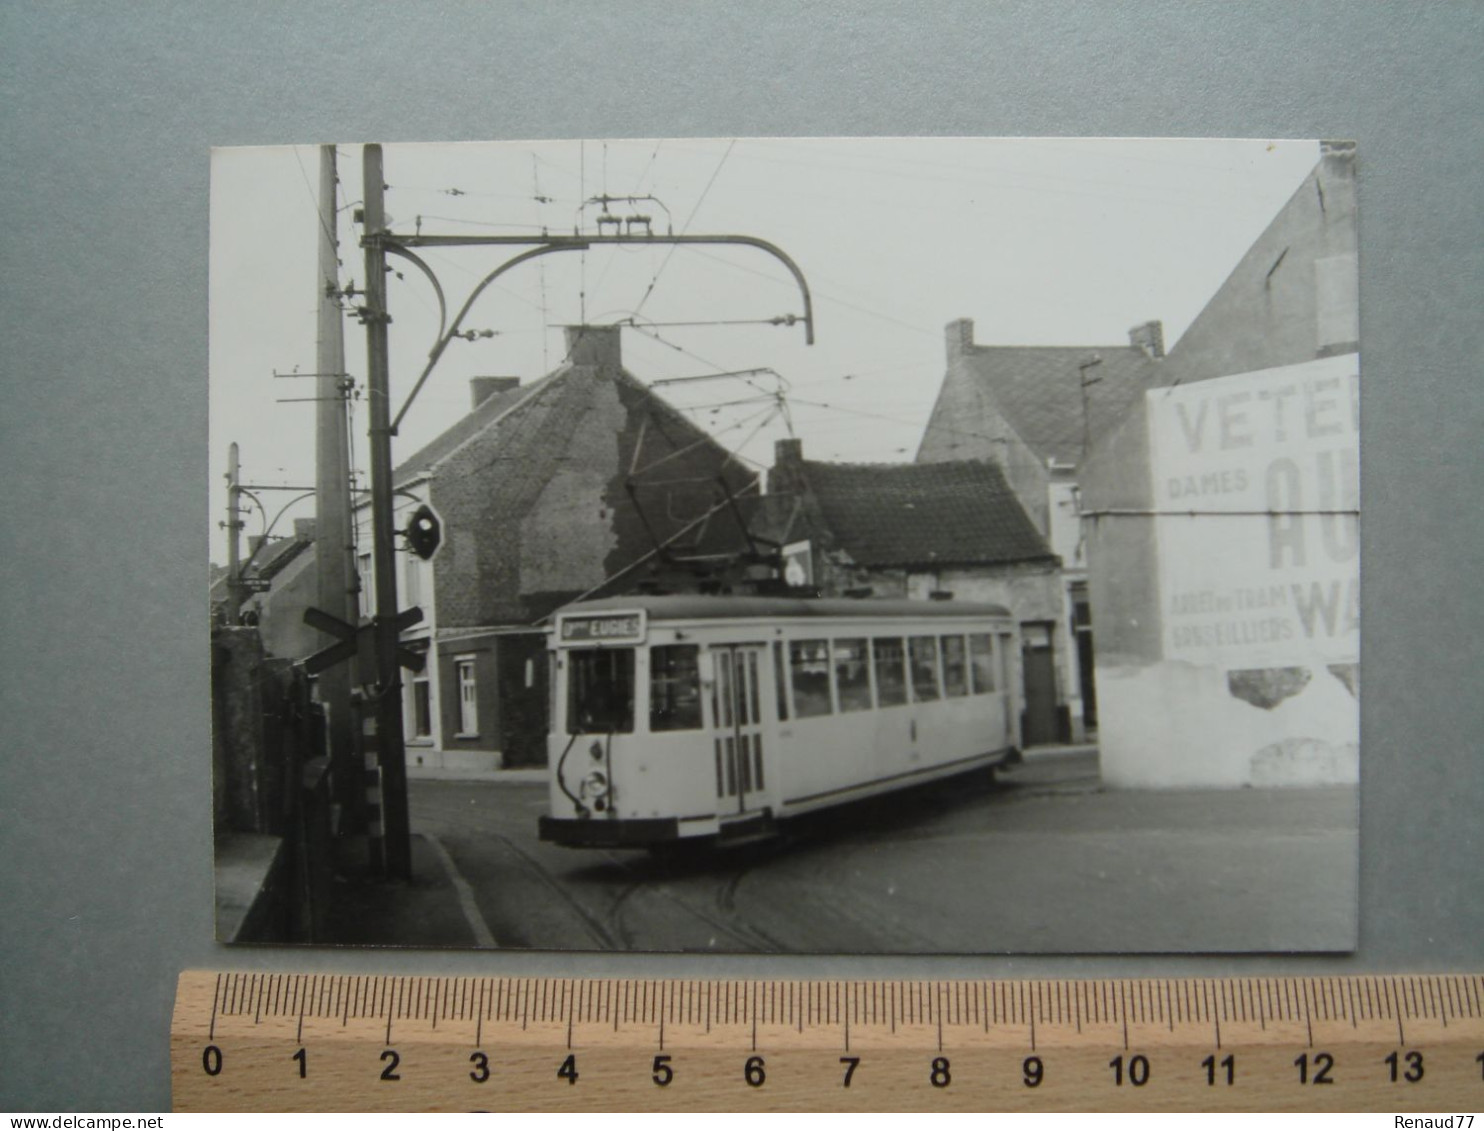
[919,353,1052,534]
[429,369,755,628]
[1164,144,1358,385]
[1085,145,1360,789]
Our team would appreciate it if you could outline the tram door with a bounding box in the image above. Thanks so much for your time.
[710,645,768,815]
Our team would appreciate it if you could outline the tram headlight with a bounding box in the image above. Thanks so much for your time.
[581,770,609,800]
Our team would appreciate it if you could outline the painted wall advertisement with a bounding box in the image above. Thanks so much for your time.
[1147,353,1359,668]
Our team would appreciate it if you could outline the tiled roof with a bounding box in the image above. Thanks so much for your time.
[255,536,312,581]
[209,535,312,599]
[207,534,311,602]
[671,493,801,560]
[392,375,553,485]
[922,344,1163,466]
[376,340,759,626]
[801,458,1055,568]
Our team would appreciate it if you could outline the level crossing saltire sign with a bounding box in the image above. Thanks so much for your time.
[1146,354,1359,668]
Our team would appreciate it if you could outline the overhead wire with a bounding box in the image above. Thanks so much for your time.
[624,321,782,403]
[290,144,339,254]
[588,139,667,305]
[633,139,735,316]
[676,243,940,339]
[533,154,551,372]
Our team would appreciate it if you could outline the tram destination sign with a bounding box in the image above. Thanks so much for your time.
[557,610,646,646]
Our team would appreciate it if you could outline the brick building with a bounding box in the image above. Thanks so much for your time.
[915,318,1168,738]
[1081,141,1359,787]
[761,438,1071,744]
[358,324,758,771]
[208,518,321,660]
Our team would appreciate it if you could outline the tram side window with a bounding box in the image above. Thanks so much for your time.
[872,637,908,706]
[909,636,941,702]
[969,633,996,693]
[833,638,873,712]
[941,635,968,697]
[772,640,790,721]
[649,644,701,732]
[567,648,635,734]
[789,639,833,718]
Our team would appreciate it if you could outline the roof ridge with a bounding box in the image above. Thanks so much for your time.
[392,366,565,484]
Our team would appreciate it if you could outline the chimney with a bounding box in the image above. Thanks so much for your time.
[1128,320,1165,359]
[470,376,520,409]
[563,324,622,370]
[945,318,975,360]
[768,437,808,496]
[292,518,316,541]
[1317,140,1357,218]
[1320,138,1356,173]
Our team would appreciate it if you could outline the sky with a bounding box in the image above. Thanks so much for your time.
[209,136,1319,563]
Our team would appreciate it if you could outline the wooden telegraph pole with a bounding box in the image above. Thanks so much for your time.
[223,442,243,623]
[358,144,413,879]
[312,144,363,832]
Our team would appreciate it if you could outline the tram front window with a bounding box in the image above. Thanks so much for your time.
[650,644,702,731]
[567,648,635,734]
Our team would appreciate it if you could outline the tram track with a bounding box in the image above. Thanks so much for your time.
[483,828,622,950]
[597,849,785,952]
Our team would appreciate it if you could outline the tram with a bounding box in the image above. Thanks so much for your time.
[538,594,1023,847]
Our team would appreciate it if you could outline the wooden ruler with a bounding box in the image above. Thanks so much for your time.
[173,971,1484,1111]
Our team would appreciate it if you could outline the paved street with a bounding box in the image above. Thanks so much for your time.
[394,750,1358,954]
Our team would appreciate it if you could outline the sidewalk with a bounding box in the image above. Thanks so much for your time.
[407,765,547,785]
[319,833,482,948]
[1018,741,1099,760]
[1000,743,1102,792]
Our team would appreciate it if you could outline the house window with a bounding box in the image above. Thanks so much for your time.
[403,552,422,607]
[1316,252,1359,353]
[357,552,373,618]
[455,657,478,736]
[411,669,432,738]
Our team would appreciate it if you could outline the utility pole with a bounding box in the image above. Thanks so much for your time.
[1078,355,1103,462]
[223,442,243,623]
[345,145,817,881]
[313,144,363,832]
[360,144,413,880]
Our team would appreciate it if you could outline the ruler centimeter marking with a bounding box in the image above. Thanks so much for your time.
[173,972,1484,1112]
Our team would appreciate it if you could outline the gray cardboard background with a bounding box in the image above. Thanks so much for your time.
[1,1,1480,1111]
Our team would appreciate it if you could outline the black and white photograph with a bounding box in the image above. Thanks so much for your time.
[209,136,1359,954]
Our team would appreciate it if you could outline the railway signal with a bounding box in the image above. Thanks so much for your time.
[404,504,442,560]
